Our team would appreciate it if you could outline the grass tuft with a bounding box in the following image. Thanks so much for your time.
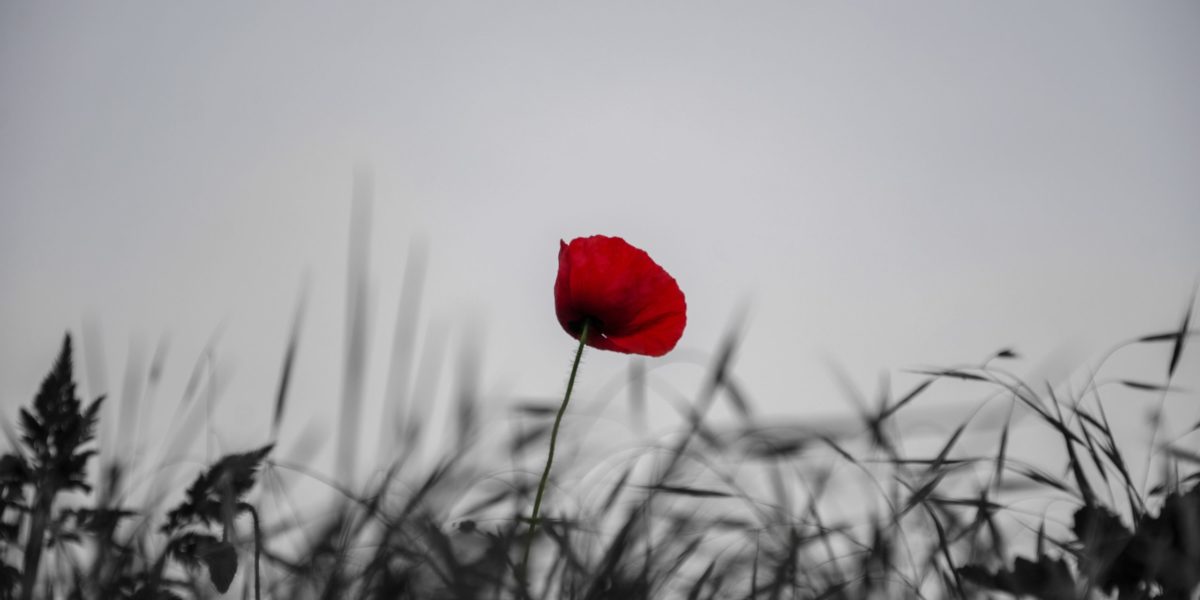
[1,293,1197,598]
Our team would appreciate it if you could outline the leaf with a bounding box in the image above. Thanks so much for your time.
[163,444,273,532]
[1015,467,1073,495]
[0,454,28,485]
[1139,331,1184,343]
[74,507,138,535]
[512,402,559,416]
[908,368,990,382]
[896,474,947,519]
[1073,505,1132,553]
[959,555,1076,600]
[642,484,733,498]
[18,334,103,496]
[1169,292,1194,378]
[598,466,632,514]
[1166,445,1200,466]
[1066,482,1200,595]
[1120,380,1178,392]
[723,378,754,421]
[205,444,274,499]
[272,285,307,439]
[1072,504,1135,595]
[879,378,934,420]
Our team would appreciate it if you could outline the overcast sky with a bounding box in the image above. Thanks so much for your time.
[2,3,1198,475]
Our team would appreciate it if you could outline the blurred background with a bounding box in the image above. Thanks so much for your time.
[2,2,1198,478]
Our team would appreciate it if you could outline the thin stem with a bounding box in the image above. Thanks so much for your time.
[251,506,263,600]
[520,321,590,585]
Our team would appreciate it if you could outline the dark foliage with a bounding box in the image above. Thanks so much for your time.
[1,305,1196,598]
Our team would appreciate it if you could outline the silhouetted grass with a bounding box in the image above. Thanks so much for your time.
[1,299,1196,599]
[1,207,1197,599]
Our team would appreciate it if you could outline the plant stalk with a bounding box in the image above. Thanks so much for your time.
[520,321,589,584]
[20,490,52,600]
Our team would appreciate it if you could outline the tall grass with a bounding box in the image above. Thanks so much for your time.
[2,195,1196,598]
[1,295,1196,599]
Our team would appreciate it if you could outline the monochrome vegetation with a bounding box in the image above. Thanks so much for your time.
[1,294,1197,598]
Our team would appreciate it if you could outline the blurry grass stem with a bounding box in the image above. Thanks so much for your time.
[337,172,371,489]
[521,320,590,582]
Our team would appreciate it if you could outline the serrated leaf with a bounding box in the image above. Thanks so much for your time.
[958,555,1076,599]
[164,444,273,532]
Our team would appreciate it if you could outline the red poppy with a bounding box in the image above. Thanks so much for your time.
[555,235,686,357]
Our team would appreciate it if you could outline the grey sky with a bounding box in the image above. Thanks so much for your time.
[2,3,1198,472]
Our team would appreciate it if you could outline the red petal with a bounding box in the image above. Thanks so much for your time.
[555,235,686,357]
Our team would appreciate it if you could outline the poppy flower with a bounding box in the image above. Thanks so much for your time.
[555,235,686,357]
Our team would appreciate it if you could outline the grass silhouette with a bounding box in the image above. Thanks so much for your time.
[0,295,1196,599]
[2,196,1196,598]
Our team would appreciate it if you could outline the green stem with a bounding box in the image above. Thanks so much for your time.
[520,321,590,584]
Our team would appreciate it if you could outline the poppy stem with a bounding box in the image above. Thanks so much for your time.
[520,320,590,586]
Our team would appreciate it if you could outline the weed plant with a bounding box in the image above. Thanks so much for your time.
[1,298,1197,599]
